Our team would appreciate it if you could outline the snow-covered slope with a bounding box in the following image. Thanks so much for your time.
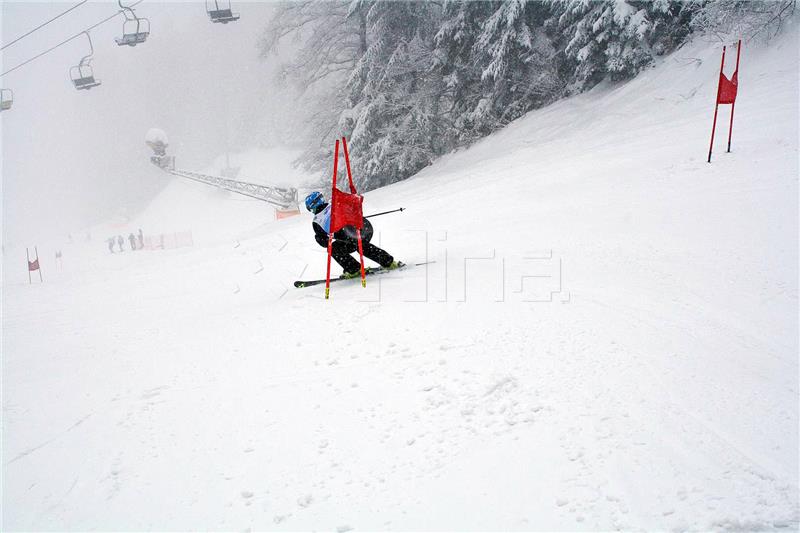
[3,29,798,530]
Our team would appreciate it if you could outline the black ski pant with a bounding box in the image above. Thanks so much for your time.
[331,239,393,274]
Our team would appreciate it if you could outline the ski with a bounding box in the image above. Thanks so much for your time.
[294,261,433,288]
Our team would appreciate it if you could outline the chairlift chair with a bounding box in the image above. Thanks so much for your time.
[206,0,239,24]
[0,89,13,111]
[115,1,149,46]
[71,33,101,90]
[71,62,101,90]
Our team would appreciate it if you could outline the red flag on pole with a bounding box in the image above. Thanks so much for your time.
[330,187,364,232]
[717,70,738,104]
[330,137,363,233]
[324,137,366,299]
[26,246,43,283]
[708,40,741,162]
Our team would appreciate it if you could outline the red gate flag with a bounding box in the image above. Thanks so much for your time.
[330,187,363,233]
[26,246,43,283]
[330,136,363,233]
[708,40,741,162]
[717,70,738,104]
[324,136,367,299]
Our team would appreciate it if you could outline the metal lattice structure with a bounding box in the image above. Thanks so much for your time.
[148,147,298,210]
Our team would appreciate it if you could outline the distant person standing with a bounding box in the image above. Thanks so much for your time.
[137,228,144,249]
[117,235,125,252]
[107,237,115,254]
[128,233,137,251]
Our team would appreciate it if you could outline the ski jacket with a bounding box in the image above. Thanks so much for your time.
[312,202,373,248]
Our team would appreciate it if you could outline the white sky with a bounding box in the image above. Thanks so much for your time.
[1,1,293,246]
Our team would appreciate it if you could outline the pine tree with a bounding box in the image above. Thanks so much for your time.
[343,1,442,189]
[545,0,695,91]
[433,0,500,145]
[471,1,561,129]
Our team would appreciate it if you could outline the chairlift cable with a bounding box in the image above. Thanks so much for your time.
[0,0,144,78]
[1,0,89,51]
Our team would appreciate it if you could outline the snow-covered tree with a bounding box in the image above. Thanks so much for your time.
[544,0,695,91]
[343,1,443,189]
[432,0,501,145]
[691,0,796,43]
[471,1,561,131]
[259,1,371,178]
[259,0,771,191]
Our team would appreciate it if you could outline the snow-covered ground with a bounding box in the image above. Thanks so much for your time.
[3,28,798,530]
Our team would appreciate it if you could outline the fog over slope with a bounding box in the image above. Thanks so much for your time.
[2,2,296,246]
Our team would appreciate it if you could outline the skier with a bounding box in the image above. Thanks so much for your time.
[305,191,398,278]
[107,237,115,254]
[137,228,144,249]
[117,235,125,252]
[128,233,137,251]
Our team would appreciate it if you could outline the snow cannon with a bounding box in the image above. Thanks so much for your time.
[145,128,169,155]
[145,128,174,170]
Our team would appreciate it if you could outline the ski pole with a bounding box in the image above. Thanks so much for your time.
[364,207,405,219]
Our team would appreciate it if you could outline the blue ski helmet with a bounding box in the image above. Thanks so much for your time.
[305,191,325,212]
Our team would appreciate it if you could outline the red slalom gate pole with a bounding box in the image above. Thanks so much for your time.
[35,246,42,281]
[325,139,340,299]
[355,229,366,287]
[341,136,354,191]
[727,40,742,153]
[325,235,333,299]
[708,45,727,163]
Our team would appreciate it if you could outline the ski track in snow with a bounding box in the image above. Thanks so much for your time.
[3,29,799,530]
